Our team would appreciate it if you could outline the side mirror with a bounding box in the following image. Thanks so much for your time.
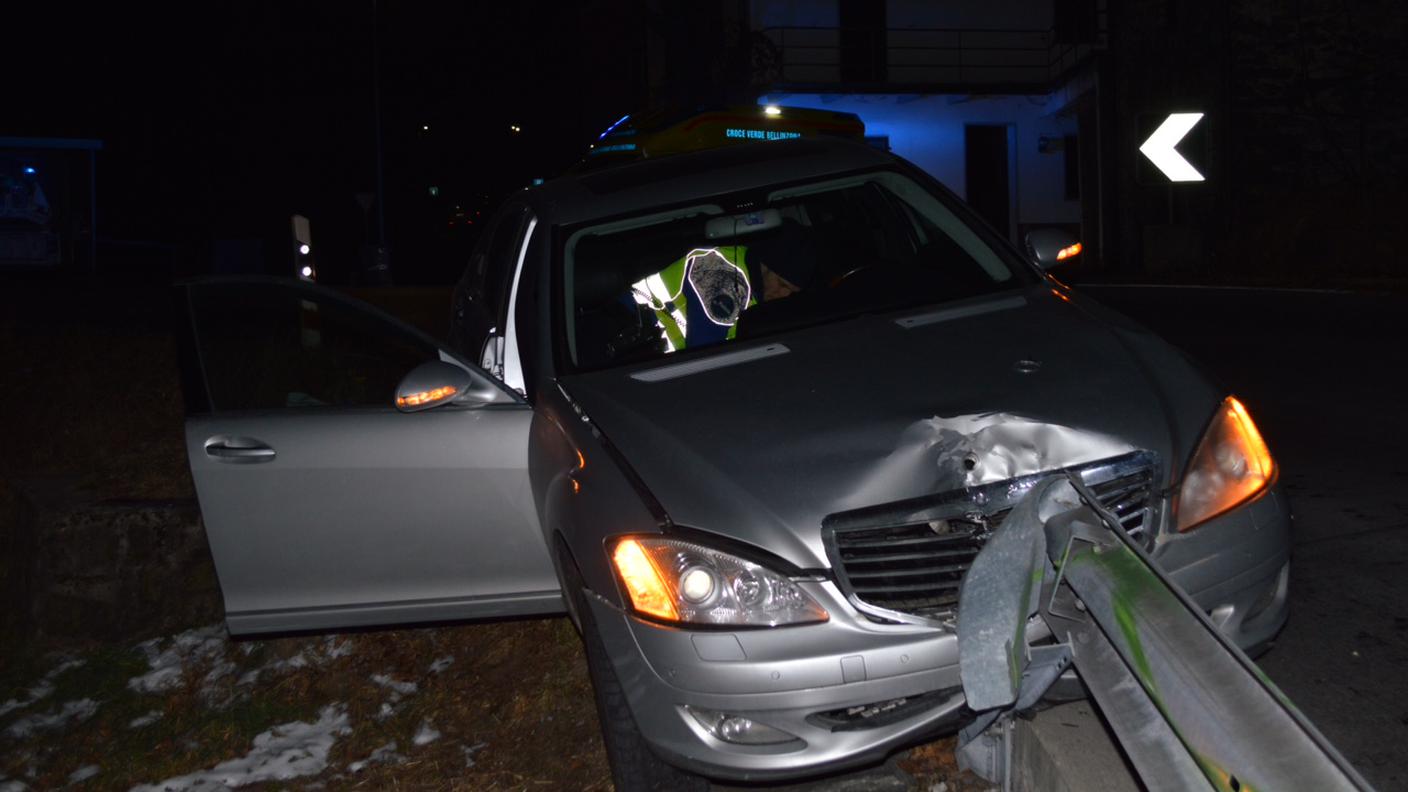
[1024,229,1082,270]
[394,360,475,412]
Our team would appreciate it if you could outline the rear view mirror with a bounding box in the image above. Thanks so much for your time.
[395,360,474,412]
[1024,228,1082,270]
[705,208,781,239]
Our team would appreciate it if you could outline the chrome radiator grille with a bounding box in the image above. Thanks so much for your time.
[823,452,1157,625]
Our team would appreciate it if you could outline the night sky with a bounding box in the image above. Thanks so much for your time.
[10,2,1404,287]
[8,2,651,283]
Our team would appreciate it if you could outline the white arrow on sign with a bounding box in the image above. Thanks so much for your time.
[1139,112,1205,182]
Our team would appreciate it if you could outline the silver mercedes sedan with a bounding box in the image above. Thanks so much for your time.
[177,138,1289,789]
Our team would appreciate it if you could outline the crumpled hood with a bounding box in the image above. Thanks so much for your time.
[563,288,1211,569]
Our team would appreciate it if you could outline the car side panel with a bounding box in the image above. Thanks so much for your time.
[527,386,666,607]
[188,406,563,633]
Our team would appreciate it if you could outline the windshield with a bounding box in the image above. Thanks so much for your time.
[561,170,1034,370]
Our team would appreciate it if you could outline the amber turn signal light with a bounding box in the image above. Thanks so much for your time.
[611,538,678,621]
[1175,396,1276,532]
[1056,242,1083,261]
[395,385,458,409]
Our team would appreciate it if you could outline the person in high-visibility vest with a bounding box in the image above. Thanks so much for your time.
[631,246,756,352]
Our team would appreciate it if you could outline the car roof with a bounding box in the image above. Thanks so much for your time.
[528,138,896,227]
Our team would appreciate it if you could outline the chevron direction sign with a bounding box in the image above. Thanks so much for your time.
[1139,112,1206,183]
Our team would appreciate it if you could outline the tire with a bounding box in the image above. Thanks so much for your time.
[559,545,709,792]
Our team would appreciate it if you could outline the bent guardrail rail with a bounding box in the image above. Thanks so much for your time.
[954,476,1372,792]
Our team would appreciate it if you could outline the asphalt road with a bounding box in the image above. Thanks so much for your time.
[1088,285,1408,792]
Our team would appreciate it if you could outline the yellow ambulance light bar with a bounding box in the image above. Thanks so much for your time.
[584,105,865,166]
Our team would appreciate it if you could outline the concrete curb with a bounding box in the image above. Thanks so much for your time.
[1012,701,1139,792]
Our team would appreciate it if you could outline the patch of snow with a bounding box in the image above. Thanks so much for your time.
[128,710,163,729]
[0,695,42,719]
[321,637,353,660]
[428,656,454,674]
[203,658,237,682]
[412,719,441,746]
[128,625,227,694]
[370,674,417,696]
[130,704,350,791]
[0,780,28,792]
[347,741,402,773]
[229,638,349,688]
[49,657,85,677]
[460,742,487,768]
[197,659,243,701]
[369,674,418,712]
[66,765,99,784]
[0,659,85,717]
[3,699,100,740]
[236,652,310,687]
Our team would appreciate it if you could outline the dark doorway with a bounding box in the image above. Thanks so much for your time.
[964,125,1012,239]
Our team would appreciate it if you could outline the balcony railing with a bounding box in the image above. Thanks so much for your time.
[754,26,1100,90]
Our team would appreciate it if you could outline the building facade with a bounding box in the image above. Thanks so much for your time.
[748,0,1407,284]
[750,0,1107,266]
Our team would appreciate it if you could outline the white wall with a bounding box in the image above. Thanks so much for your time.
[759,93,1080,227]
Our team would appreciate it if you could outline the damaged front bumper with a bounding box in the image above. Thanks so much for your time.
[587,455,1289,782]
[1158,483,1292,654]
[585,580,968,782]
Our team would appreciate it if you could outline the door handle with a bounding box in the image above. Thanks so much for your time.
[205,438,276,463]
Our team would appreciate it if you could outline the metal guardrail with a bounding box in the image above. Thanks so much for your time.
[954,476,1372,791]
[756,26,1097,88]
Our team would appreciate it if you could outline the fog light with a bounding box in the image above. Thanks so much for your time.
[685,706,798,746]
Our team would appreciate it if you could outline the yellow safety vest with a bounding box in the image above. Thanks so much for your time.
[631,246,755,351]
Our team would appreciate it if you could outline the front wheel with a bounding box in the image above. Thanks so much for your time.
[561,547,708,792]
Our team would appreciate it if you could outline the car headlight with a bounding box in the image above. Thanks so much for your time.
[1174,396,1276,532]
[609,536,828,627]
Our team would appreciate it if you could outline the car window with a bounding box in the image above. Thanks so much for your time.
[189,282,440,411]
[561,170,1031,370]
[483,205,530,326]
[451,205,529,360]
